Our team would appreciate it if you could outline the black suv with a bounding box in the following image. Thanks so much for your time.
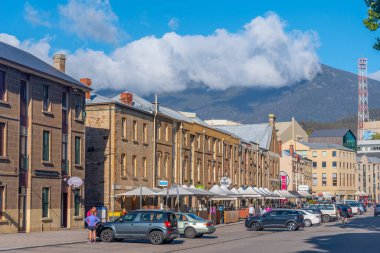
[97,210,179,245]
[245,209,305,231]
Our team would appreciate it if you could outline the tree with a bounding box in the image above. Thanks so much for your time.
[364,0,380,50]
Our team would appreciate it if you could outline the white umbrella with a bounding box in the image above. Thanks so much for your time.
[155,187,195,196]
[116,186,156,196]
[243,186,261,198]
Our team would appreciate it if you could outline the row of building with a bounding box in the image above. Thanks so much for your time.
[0,42,379,234]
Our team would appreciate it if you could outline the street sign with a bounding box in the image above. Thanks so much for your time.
[298,185,309,191]
[220,177,231,188]
[159,180,168,187]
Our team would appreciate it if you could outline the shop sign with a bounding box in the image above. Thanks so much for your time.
[159,180,168,187]
[280,171,289,190]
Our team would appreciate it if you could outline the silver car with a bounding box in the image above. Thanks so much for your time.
[175,212,216,238]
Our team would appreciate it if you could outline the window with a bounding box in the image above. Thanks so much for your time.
[312,162,317,168]
[164,155,168,178]
[75,136,81,165]
[332,161,337,168]
[322,151,327,157]
[0,71,5,100]
[42,187,49,218]
[140,212,154,222]
[132,120,137,141]
[143,123,147,143]
[143,157,147,178]
[42,131,50,161]
[75,94,82,119]
[197,134,201,149]
[43,85,49,111]
[197,160,201,181]
[158,122,161,140]
[0,123,5,157]
[313,173,317,186]
[121,213,137,222]
[312,151,317,157]
[121,154,126,177]
[0,186,4,219]
[322,173,327,186]
[322,161,326,168]
[74,189,80,216]
[157,154,161,177]
[183,131,187,146]
[332,151,337,157]
[332,173,337,186]
[62,134,68,173]
[122,118,127,138]
[62,92,67,109]
[132,156,137,177]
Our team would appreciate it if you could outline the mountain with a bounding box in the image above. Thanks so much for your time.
[99,64,380,124]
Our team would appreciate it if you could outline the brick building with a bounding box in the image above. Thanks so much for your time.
[0,42,90,233]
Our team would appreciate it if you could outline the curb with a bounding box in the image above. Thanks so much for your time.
[0,240,87,252]
[215,221,244,228]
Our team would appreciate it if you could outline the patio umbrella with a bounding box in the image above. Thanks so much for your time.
[116,186,157,209]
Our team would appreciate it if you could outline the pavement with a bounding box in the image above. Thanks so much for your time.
[1,211,379,253]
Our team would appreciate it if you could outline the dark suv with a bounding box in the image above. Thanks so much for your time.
[97,210,179,245]
[245,209,304,231]
[374,204,380,216]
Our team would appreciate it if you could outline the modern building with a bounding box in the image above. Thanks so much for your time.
[282,140,356,200]
[309,128,356,151]
[356,155,380,202]
[0,42,90,233]
[280,145,313,192]
[357,139,380,158]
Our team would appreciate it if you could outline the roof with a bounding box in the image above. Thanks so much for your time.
[0,42,90,90]
[214,124,272,149]
[298,141,353,152]
[275,122,292,137]
[357,139,380,145]
[357,155,380,163]
[310,128,354,138]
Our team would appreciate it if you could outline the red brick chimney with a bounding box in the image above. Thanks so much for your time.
[120,92,133,106]
[80,78,92,99]
[289,144,294,157]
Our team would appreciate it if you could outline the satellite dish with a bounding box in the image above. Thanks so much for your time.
[67,177,83,188]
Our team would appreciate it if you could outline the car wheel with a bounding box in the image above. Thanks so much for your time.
[304,219,312,227]
[184,227,197,239]
[286,221,297,231]
[164,239,174,244]
[250,222,261,231]
[195,234,204,238]
[322,214,331,222]
[100,229,114,243]
[149,231,165,245]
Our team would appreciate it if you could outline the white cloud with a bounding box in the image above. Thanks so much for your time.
[0,33,51,63]
[168,17,179,30]
[369,71,380,81]
[58,0,119,44]
[24,2,52,27]
[0,13,321,96]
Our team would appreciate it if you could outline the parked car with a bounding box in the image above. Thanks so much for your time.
[345,202,360,215]
[308,204,338,222]
[301,208,322,216]
[374,204,380,216]
[358,203,367,214]
[96,210,179,245]
[245,209,304,231]
[336,204,353,218]
[298,210,321,227]
[175,212,216,238]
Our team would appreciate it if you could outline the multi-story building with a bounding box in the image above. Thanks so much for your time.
[282,140,356,200]
[356,155,380,202]
[280,145,313,192]
[275,117,309,144]
[0,43,90,233]
[357,139,380,158]
[309,128,357,151]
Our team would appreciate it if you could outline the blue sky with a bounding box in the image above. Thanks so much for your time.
[0,0,378,93]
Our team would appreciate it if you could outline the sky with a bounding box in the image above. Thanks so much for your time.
[0,0,378,94]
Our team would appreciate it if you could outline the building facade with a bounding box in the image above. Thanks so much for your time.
[356,155,380,202]
[0,42,90,233]
[309,128,357,151]
[282,141,356,200]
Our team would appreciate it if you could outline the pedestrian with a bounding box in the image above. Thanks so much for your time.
[249,204,255,217]
[85,211,100,243]
[87,206,96,217]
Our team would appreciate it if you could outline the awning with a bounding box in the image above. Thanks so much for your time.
[155,187,194,196]
[289,191,304,198]
[298,191,312,197]
[116,186,157,196]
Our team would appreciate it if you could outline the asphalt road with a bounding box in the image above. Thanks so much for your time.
[8,211,380,253]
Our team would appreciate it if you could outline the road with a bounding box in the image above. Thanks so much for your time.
[6,211,380,253]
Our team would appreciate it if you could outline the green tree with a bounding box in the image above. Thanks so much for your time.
[372,133,380,139]
[364,0,380,50]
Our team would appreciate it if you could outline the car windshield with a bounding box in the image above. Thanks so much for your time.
[187,213,205,221]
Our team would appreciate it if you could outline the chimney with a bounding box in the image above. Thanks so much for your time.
[278,140,282,155]
[53,54,66,72]
[80,78,92,99]
[289,144,294,157]
[119,92,133,106]
[268,113,276,127]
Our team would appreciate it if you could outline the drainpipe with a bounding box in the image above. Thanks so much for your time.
[203,130,206,187]
[109,104,113,219]
[179,123,183,185]
[222,139,225,177]
[152,94,158,188]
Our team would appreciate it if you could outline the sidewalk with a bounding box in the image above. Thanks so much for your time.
[0,229,88,252]
[0,221,245,251]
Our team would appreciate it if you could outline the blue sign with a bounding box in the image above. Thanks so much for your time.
[159,180,168,187]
